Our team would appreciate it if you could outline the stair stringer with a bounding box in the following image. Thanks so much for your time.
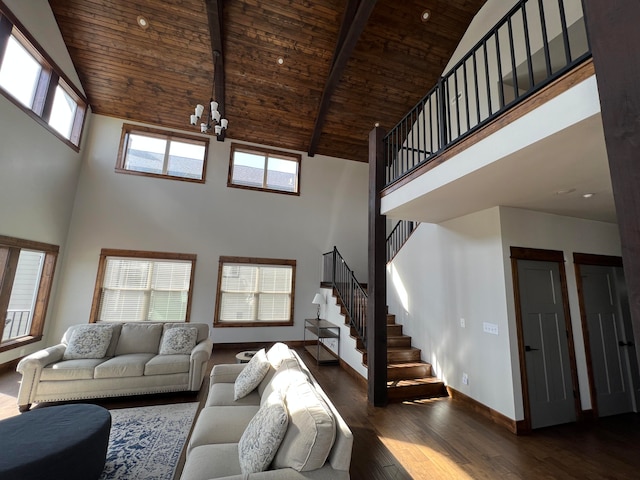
[320,287,368,380]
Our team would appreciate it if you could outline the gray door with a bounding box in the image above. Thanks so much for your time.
[517,259,576,429]
[580,264,638,416]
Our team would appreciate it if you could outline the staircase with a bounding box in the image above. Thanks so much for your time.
[329,289,447,402]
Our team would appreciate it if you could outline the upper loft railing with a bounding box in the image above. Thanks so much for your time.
[384,0,592,187]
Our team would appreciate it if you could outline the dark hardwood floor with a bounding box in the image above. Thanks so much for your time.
[2,347,640,479]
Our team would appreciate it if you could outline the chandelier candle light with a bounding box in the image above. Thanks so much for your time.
[190,99,228,136]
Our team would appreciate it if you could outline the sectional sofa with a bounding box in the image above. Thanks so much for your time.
[180,343,353,479]
[16,321,213,411]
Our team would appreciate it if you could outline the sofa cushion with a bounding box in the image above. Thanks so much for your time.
[187,405,260,453]
[94,353,155,378]
[266,342,295,368]
[234,349,270,400]
[180,444,241,480]
[163,322,209,344]
[40,359,106,381]
[238,393,289,474]
[101,322,123,357]
[62,324,114,360]
[273,380,336,471]
[144,354,190,375]
[260,357,309,405]
[207,383,261,407]
[158,326,197,355]
[115,323,163,355]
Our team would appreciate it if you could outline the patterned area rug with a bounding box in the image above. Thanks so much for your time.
[99,402,199,480]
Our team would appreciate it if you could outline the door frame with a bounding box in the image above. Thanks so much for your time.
[510,247,582,432]
[573,252,624,418]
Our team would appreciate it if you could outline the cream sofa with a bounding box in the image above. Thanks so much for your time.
[180,343,353,480]
[16,322,213,412]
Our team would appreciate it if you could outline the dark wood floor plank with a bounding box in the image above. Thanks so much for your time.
[2,346,640,479]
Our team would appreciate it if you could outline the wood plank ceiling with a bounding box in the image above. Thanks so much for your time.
[49,0,486,162]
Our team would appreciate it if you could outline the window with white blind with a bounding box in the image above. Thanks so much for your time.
[0,235,58,353]
[91,249,196,323]
[214,256,296,327]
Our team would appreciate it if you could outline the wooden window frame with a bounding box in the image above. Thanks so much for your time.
[116,124,210,183]
[0,2,87,150]
[228,143,301,196]
[89,249,197,324]
[0,235,58,353]
[214,256,296,328]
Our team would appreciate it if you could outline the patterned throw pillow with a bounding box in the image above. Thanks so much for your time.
[238,393,289,474]
[234,348,270,400]
[63,324,114,360]
[159,327,198,355]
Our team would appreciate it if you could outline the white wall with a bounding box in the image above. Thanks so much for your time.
[386,206,622,421]
[0,0,86,364]
[49,115,369,345]
[499,206,622,414]
[387,207,517,419]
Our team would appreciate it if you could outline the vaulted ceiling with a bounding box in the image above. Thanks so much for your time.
[49,0,486,162]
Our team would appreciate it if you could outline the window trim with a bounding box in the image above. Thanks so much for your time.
[0,2,88,150]
[228,143,301,196]
[0,235,59,353]
[89,249,197,324]
[214,256,296,328]
[116,124,210,183]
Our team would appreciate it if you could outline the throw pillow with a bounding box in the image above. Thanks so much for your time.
[63,324,114,360]
[238,393,289,474]
[234,348,270,400]
[159,327,198,355]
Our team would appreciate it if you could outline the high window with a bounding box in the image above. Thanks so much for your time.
[90,249,196,323]
[214,257,296,327]
[228,144,301,195]
[0,235,58,353]
[116,124,209,183]
[0,6,87,149]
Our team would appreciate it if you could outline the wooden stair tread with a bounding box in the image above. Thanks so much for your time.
[387,377,444,387]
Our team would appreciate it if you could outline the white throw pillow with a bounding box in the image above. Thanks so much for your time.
[159,327,197,355]
[238,393,289,474]
[234,348,270,400]
[63,324,114,360]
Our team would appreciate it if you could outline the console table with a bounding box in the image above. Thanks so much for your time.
[304,318,340,365]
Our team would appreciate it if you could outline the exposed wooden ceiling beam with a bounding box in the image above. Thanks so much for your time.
[205,0,226,141]
[307,0,378,157]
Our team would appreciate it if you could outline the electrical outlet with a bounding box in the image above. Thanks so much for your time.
[462,373,469,385]
[460,318,466,328]
[483,322,499,335]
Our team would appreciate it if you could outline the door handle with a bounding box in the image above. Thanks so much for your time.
[525,345,539,352]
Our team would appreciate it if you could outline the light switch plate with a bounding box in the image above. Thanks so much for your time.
[483,322,499,335]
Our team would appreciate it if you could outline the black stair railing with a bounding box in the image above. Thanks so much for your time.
[385,0,592,187]
[387,220,420,263]
[323,247,368,347]
[323,224,420,349]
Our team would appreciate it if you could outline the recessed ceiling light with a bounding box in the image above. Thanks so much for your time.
[421,9,431,22]
[137,15,149,30]
[277,57,284,65]
[583,193,595,198]
[555,188,576,195]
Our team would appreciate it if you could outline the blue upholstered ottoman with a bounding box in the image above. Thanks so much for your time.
[0,403,111,480]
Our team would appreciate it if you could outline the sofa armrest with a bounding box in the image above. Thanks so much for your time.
[17,344,66,373]
[16,344,66,410]
[188,338,213,390]
[210,363,246,384]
